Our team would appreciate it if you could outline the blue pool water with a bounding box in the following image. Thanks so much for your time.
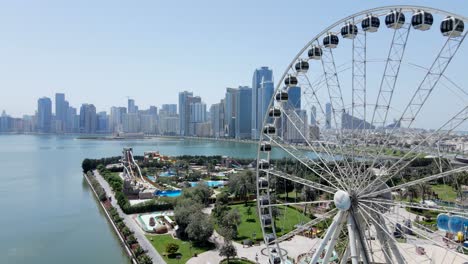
[154,190,182,197]
[147,175,156,181]
[190,180,226,188]
[159,171,176,177]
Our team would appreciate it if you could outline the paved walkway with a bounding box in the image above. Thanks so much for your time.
[94,170,166,264]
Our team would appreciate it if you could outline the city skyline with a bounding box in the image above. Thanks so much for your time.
[1,0,467,124]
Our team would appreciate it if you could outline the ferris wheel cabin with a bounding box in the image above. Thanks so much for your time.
[412,11,433,31]
[441,16,465,37]
[284,74,298,87]
[294,60,309,73]
[308,45,322,60]
[362,15,380,32]
[341,23,358,39]
[385,11,405,29]
[323,33,339,48]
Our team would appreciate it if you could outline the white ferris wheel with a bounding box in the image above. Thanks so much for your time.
[256,5,468,264]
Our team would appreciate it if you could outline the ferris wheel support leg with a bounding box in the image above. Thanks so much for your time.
[347,213,360,264]
[308,211,344,264]
[374,214,394,264]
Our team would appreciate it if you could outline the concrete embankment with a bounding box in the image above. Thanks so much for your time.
[83,173,138,264]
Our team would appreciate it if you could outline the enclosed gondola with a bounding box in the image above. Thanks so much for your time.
[362,15,380,32]
[341,23,358,39]
[268,107,281,118]
[284,74,298,87]
[295,60,309,73]
[260,142,272,152]
[308,45,322,60]
[275,90,288,102]
[385,11,405,29]
[263,125,276,135]
[411,10,433,31]
[441,16,465,37]
[323,33,339,48]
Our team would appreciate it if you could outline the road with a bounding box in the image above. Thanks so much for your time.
[94,170,166,264]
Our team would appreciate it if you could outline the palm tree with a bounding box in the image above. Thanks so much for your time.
[419,183,432,202]
[407,185,419,203]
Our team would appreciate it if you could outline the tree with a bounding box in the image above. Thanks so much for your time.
[407,185,419,202]
[219,241,237,263]
[134,245,145,257]
[165,243,179,255]
[301,187,317,215]
[246,206,253,220]
[138,254,153,264]
[126,234,137,245]
[122,227,132,237]
[186,212,214,244]
[419,183,431,202]
[174,199,204,237]
[220,209,242,239]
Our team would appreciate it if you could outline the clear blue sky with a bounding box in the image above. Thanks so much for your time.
[0,0,467,127]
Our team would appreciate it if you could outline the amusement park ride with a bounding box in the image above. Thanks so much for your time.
[256,5,468,264]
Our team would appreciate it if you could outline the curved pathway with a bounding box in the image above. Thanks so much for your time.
[94,170,166,264]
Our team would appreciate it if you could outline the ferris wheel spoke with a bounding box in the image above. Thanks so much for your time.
[361,202,468,261]
[262,200,333,208]
[358,204,407,263]
[361,29,468,191]
[271,208,338,244]
[260,168,336,194]
[275,105,350,190]
[362,198,468,217]
[363,166,468,198]
[358,106,468,196]
[265,135,342,191]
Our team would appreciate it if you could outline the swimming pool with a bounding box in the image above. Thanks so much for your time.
[154,189,182,197]
[147,175,156,181]
[159,171,177,177]
[190,180,226,188]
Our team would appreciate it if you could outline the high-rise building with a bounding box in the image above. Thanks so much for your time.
[123,113,140,133]
[235,86,252,139]
[257,79,274,134]
[189,100,206,136]
[79,104,97,134]
[285,109,308,143]
[325,103,332,129]
[341,111,375,130]
[159,108,179,135]
[110,107,127,133]
[128,99,137,114]
[97,111,109,133]
[178,91,193,136]
[0,111,12,132]
[161,104,177,115]
[55,93,67,133]
[37,97,52,133]
[224,88,238,138]
[66,106,78,133]
[210,103,221,138]
[287,86,301,110]
[252,67,273,139]
[310,106,317,126]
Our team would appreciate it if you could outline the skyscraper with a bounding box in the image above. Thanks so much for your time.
[258,79,274,135]
[128,99,137,114]
[251,67,273,139]
[161,104,177,115]
[67,106,78,133]
[325,103,332,129]
[79,104,97,134]
[287,86,301,110]
[109,107,127,133]
[55,93,67,133]
[224,88,238,138]
[189,100,206,136]
[310,106,317,126]
[37,97,52,133]
[235,86,252,139]
[178,91,193,136]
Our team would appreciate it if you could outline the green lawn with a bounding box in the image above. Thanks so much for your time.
[145,234,214,264]
[228,202,311,242]
[431,184,458,202]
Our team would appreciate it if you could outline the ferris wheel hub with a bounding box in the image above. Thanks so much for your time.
[334,190,351,211]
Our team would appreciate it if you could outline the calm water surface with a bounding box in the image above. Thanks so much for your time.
[0,134,264,264]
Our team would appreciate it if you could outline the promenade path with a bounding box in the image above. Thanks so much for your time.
[94,170,166,264]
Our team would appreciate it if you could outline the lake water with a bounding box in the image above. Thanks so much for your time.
[0,134,267,264]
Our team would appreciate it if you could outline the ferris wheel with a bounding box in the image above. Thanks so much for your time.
[256,5,468,264]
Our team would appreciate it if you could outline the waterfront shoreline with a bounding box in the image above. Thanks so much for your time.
[83,173,137,264]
